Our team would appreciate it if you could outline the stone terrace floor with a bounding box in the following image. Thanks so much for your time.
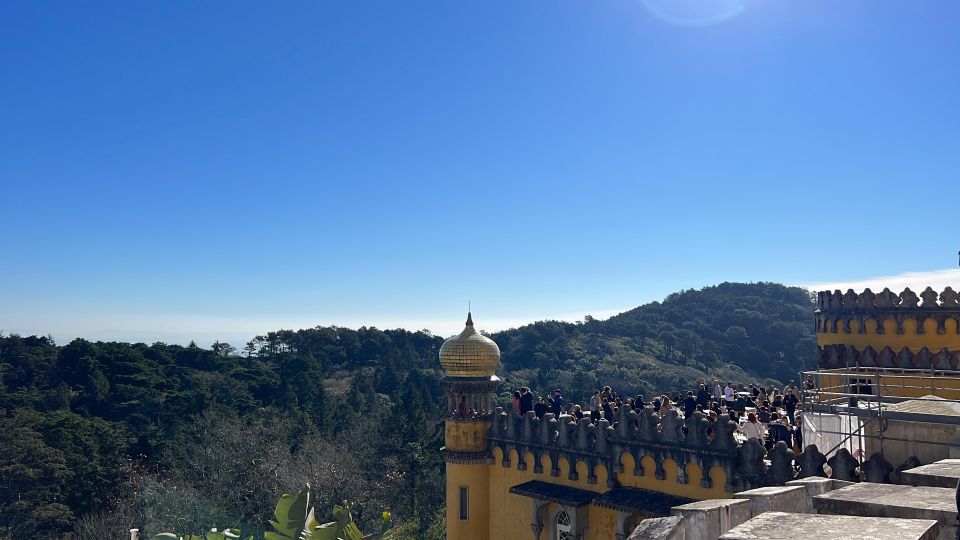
[719,511,939,540]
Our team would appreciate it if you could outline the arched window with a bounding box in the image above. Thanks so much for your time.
[556,509,572,540]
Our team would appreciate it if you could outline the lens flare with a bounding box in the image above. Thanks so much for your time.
[640,0,747,27]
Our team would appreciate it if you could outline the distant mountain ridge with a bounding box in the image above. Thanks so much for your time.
[491,282,816,402]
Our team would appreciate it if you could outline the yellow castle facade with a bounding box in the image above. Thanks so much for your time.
[814,286,960,399]
[812,286,960,466]
[441,287,960,539]
[439,313,750,540]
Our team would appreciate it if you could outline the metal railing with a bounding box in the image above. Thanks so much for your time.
[800,366,960,456]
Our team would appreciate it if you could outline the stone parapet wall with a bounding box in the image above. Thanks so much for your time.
[487,411,914,501]
[815,287,960,336]
[486,406,813,494]
[814,286,960,371]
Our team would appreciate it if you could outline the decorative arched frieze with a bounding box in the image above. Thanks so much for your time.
[486,406,766,495]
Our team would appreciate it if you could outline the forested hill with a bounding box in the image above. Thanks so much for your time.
[491,282,817,402]
[0,281,815,538]
[0,329,450,539]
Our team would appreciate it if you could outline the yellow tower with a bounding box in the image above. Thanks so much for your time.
[814,286,960,387]
[439,312,500,540]
[815,286,960,362]
[811,286,960,467]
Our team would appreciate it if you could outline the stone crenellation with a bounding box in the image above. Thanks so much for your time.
[815,287,960,335]
[485,407,912,493]
[485,406,833,493]
[817,344,960,370]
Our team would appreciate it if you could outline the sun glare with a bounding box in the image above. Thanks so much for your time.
[640,0,747,27]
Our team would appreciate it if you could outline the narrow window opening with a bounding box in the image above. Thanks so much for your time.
[458,486,469,521]
[556,509,572,540]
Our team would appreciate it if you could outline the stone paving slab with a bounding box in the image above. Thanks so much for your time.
[813,482,957,522]
[718,511,939,540]
[902,459,960,488]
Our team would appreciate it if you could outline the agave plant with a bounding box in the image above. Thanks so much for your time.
[153,486,394,540]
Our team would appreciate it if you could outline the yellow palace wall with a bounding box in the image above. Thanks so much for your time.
[447,462,490,540]
[818,318,960,351]
[487,448,729,540]
[816,318,960,400]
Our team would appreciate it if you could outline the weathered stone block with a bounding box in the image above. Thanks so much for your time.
[628,515,685,540]
[813,482,958,540]
[718,511,939,540]
[671,499,750,540]
[733,485,806,517]
[786,477,853,514]
[901,458,960,488]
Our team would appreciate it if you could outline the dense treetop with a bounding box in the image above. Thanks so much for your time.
[492,282,816,403]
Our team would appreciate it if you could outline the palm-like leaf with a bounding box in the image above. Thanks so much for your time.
[151,487,393,540]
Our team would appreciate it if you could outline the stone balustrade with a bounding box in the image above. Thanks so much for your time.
[485,406,833,493]
[486,406,902,495]
[486,406,887,493]
[816,287,960,335]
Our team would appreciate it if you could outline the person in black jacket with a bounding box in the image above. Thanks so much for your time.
[533,397,548,419]
[766,415,792,450]
[519,387,533,415]
[682,391,698,418]
[696,384,709,408]
[757,404,772,423]
[793,415,804,451]
[784,391,799,425]
[710,400,722,417]
[548,389,564,416]
[602,398,614,421]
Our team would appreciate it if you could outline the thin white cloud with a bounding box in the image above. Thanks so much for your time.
[802,268,960,293]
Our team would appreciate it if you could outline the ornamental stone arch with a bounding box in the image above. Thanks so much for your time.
[549,504,588,540]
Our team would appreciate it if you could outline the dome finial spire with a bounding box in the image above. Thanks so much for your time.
[466,301,473,326]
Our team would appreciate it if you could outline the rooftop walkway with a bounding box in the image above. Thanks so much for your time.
[629,458,960,540]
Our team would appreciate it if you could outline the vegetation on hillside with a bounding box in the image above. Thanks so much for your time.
[153,487,396,540]
[0,282,815,538]
[492,282,816,404]
[0,329,447,539]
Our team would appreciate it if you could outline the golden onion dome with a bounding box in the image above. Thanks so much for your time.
[439,312,501,377]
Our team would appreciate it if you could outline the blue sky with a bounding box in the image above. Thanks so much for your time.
[1,0,958,344]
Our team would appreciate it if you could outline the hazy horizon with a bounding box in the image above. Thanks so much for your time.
[5,268,958,347]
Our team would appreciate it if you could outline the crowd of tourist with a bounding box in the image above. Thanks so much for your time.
[510,375,816,454]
